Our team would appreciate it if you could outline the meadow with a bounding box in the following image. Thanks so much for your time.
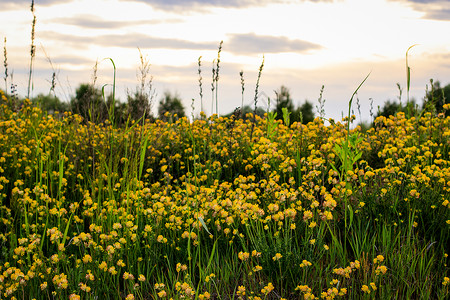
[0,84,449,299]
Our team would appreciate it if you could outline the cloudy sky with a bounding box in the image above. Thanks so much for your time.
[1,0,449,121]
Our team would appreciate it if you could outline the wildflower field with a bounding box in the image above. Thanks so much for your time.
[0,89,449,299]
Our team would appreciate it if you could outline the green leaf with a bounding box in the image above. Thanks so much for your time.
[61,213,73,247]
[353,151,363,164]
[198,216,212,235]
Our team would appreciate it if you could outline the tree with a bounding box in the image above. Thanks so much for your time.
[127,90,152,122]
[273,86,314,124]
[158,91,185,121]
[224,105,265,120]
[423,80,450,116]
[297,100,314,124]
[274,85,294,121]
[376,99,418,119]
[71,84,108,123]
[32,93,69,114]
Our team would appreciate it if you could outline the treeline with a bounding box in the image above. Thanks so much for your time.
[3,79,449,126]
[3,83,186,126]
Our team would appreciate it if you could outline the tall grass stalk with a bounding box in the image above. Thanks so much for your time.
[253,56,264,113]
[3,37,8,96]
[211,59,215,116]
[215,41,223,116]
[250,55,264,141]
[316,85,326,120]
[138,47,154,117]
[240,70,245,110]
[102,57,116,126]
[41,45,58,97]
[27,0,36,99]
[198,56,203,114]
[406,44,418,106]
[343,72,370,226]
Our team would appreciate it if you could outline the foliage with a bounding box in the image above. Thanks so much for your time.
[423,80,450,116]
[297,100,314,124]
[158,91,185,121]
[274,85,295,119]
[31,93,69,115]
[376,99,418,120]
[127,90,153,123]
[274,85,315,124]
[70,83,108,123]
[224,105,265,121]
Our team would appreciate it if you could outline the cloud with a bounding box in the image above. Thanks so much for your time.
[424,8,450,20]
[120,0,276,10]
[390,0,450,20]
[38,31,219,51]
[0,0,61,10]
[49,14,183,30]
[42,55,95,66]
[398,0,441,3]
[38,31,323,55]
[226,33,323,55]
[118,0,332,12]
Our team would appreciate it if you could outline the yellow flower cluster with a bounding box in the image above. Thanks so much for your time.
[0,91,448,298]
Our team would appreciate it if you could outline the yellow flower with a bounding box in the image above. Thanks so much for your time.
[238,252,250,261]
[157,290,167,297]
[375,265,388,275]
[303,210,313,221]
[157,235,167,243]
[205,273,215,282]
[117,260,126,267]
[99,261,107,271]
[155,283,166,290]
[261,282,274,295]
[373,255,384,264]
[52,273,69,289]
[176,263,187,272]
[85,271,95,281]
[198,292,211,299]
[253,265,263,272]
[123,272,135,280]
[51,254,59,264]
[125,294,135,300]
[237,285,246,296]
[108,266,117,275]
[272,253,282,261]
[79,283,91,292]
[330,279,339,285]
[300,260,312,268]
[361,285,370,293]
[82,254,92,264]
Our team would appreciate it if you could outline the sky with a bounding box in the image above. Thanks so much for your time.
[0,0,449,122]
